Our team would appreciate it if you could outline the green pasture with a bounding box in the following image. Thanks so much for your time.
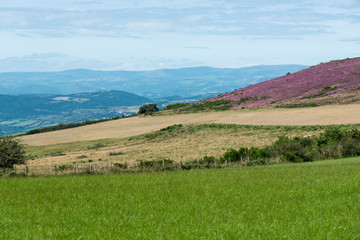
[1,157,360,239]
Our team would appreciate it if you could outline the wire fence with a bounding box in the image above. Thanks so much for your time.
[3,158,252,177]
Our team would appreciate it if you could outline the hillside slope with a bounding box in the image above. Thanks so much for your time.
[21,104,360,146]
[207,58,360,108]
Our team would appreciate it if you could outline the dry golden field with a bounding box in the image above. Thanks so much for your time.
[21,103,360,146]
[22,125,323,173]
[17,104,360,172]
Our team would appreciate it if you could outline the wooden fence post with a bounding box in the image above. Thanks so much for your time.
[76,163,79,174]
[180,161,182,169]
[25,166,29,175]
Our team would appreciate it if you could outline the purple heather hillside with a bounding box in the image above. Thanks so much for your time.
[206,57,360,108]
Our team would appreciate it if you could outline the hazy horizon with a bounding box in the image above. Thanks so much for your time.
[0,63,310,74]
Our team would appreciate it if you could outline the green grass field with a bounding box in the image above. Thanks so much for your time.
[1,158,360,239]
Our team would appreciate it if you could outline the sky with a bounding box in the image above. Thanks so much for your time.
[0,0,359,72]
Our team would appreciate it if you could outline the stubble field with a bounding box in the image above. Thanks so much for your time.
[21,103,360,146]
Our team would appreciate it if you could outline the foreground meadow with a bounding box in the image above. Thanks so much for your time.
[1,157,360,239]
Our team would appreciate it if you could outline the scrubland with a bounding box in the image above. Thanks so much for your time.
[17,104,360,172]
[22,124,326,172]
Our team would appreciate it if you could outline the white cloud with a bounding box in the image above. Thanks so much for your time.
[0,53,109,72]
[121,21,172,32]
[318,0,360,7]
[0,2,348,38]
[0,1,359,71]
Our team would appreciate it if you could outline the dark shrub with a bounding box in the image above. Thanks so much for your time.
[340,137,360,157]
[138,104,159,115]
[248,147,272,160]
[58,164,74,171]
[272,136,314,162]
[285,152,303,163]
[0,136,25,169]
[317,127,343,145]
[221,148,244,163]
[203,156,216,163]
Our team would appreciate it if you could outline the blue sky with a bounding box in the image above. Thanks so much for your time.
[0,0,359,72]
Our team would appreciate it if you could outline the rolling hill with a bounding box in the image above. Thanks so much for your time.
[0,65,307,98]
[0,91,220,135]
[0,90,151,135]
[205,57,360,108]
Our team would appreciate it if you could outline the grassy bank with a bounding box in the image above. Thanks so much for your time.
[1,157,360,239]
[21,124,360,173]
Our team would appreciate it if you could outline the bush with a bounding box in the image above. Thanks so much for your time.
[221,148,244,163]
[284,152,303,163]
[166,103,190,110]
[109,152,124,156]
[138,104,159,115]
[221,147,272,163]
[114,163,128,169]
[58,164,74,171]
[271,136,314,162]
[248,147,272,160]
[0,136,25,169]
[171,100,232,113]
[203,156,216,163]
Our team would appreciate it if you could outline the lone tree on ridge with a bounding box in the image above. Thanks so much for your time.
[138,104,159,115]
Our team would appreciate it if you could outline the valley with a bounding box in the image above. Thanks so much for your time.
[2,1,360,238]
[2,58,360,240]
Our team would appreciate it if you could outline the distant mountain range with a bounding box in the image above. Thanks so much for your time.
[0,65,308,98]
[206,57,360,108]
[0,64,309,135]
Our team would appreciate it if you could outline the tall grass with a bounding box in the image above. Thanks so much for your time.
[1,157,360,239]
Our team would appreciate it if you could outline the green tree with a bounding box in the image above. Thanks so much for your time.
[138,104,159,115]
[0,136,25,169]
